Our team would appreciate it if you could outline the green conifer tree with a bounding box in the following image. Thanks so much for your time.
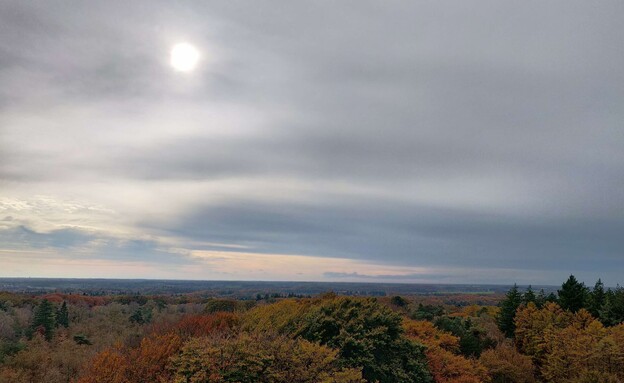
[558,275,588,313]
[32,299,56,341]
[497,284,522,338]
[523,286,536,305]
[56,301,69,328]
[536,289,547,308]
[587,279,606,318]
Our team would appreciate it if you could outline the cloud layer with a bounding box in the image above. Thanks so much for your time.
[1,1,623,284]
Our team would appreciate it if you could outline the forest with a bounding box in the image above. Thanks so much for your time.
[0,275,623,383]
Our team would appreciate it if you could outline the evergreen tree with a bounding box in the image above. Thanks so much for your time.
[497,284,522,338]
[536,289,547,308]
[32,299,56,341]
[558,275,588,313]
[298,297,432,383]
[600,286,624,326]
[523,286,536,305]
[56,301,69,328]
[546,292,558,303]
[588,279,606,318]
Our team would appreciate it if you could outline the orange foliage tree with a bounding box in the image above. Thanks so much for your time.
[78,313,237,383]
[403,319,489,383]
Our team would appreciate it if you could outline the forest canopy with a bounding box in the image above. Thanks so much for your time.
[0,276,623,382]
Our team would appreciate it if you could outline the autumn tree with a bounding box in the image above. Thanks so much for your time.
[479,342,535,383]
[127,333,183,383]
[77,347,130,383]
[242,299,312,335]
[169,333,364,383]
[404,320,489,383]
[514,302,624,381]
[514,302,571,361]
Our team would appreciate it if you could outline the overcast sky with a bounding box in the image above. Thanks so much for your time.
[1,1,623,285]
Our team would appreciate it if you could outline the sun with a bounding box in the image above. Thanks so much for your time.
[170,42,200,72]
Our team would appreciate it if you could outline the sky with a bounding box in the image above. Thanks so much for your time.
[1,1,623,285]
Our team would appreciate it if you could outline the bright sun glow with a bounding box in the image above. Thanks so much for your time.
[170,43,200,72]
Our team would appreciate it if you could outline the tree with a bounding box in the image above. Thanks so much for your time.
[514,302,571,360]
[523,286,536,306]
[433,316,495,357]
[479,342,535,383]
[31,299,56,341]
[77,347,130,383]
[390,296,409,307]
[497,284,522,338]
[404,320,489,383]
[599,287,624,326]
[129,307,152,325]
[57,301,69,328]
[587,279,604,315]
[558,275,588,313]
[535,290,547,309]
[412,304,445,321]
[169,333,364,383]
[204,298,239,314]
[297,297,431,383]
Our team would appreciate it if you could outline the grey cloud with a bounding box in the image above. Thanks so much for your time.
[146,197,624,274]
[1,1,623,283]
[0,225,194,265]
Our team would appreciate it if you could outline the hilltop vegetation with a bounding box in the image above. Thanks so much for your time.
[0,276,622,382]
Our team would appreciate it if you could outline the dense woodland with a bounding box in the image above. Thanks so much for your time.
[0,276,623,382]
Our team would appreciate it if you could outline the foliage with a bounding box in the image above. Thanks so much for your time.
[73,334,93,345]
[523,286,536,306]
[129,307,153,325]
[151,312,240,339]
[242,299,312,335]
[57,301,69,328]
[434,316,496,357]
[5,278,624,383]
[390,296,409,307]
[412,304,445,321]
[31,299,56,341]
[170,333,364,383]
[600,286,624,326]
[514,302,624,382]
[204,298,240,314]
[479,342,535,383]
[586,279,605,318]
[497,285,522,338]
[297,297,431,383]
[404,320,489,383]
[558,275,589,313]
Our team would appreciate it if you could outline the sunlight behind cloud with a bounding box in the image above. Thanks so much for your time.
[170,42,200,72]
